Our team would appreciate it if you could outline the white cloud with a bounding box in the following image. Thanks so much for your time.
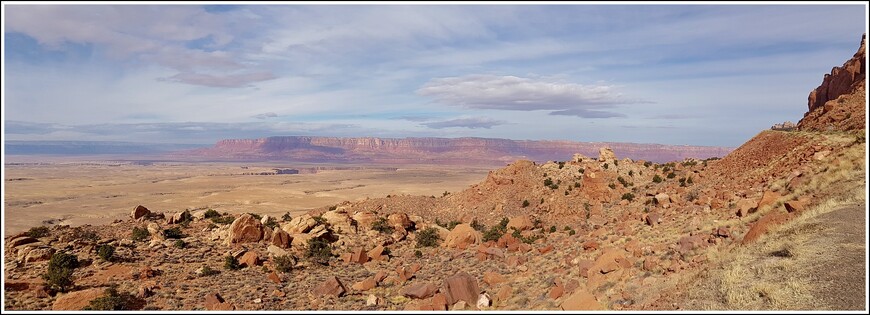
[417,75,646,118]
[420,117,507,129]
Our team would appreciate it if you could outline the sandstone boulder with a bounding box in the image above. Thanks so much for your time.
[655,193,670,206]
[168,210,192,224]
[388,213,413,230]
[204,292,235,310]
[239,251,260,268]
[402,282,437,299]
[349,248,369,264]
[313,276,346,297]
[131,205,150,220]
[283,215,317,234]
[736,199,758,217]
[506,215,534,232]
[271,229,292,249]
[560,290,603,310]
[322,210,354,234]
[443,224,482,249]
[352,211,378,230]
[229,214,263,244]
[441,272,480,305]
[644,213,661,226]
[757,191,782,210]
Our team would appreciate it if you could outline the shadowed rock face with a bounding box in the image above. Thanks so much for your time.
[181,136,733,165]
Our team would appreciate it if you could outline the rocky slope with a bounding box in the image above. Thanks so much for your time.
[180,136,733,165]
[799,34,866,132]
[4,33,866,312]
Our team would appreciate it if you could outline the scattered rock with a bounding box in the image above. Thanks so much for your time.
[271,229,292,249]
[366,294,380,306]
[229,214,263,244]
[204,292,235,310]
[402,282,437,299]
[313,276,346,298]
[239,251,260,268]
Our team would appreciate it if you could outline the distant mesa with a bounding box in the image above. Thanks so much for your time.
[177,136,734,165]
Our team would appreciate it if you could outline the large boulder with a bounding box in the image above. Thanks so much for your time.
[443,224,481,249]
[736,199,758,217]
[322,210,355,234]
[271,229,292,249]
[313,276,346,297]
[441,272,480,306]
[283,215,317,234]
[388,213,413,230]
[506,215,534,232]
[757,191,782,210]
[167,210,192,224]
[131,205,150,220]
[228,214,263,244]
[352,211,378,230]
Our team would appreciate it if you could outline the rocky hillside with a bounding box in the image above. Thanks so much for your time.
[799,34,866,132]
[180,136,733,165]
[4,34,866,312]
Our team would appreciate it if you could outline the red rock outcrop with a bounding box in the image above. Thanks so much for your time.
[799,34,866,131]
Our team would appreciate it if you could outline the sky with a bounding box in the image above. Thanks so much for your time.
[2,2,867,147]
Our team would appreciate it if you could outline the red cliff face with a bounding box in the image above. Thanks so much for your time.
[806,34,866,114]
[799,34,867,132]
[186,136,734,165]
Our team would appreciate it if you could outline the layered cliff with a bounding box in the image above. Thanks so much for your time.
[182,136,734,165]
[799,34,866,131]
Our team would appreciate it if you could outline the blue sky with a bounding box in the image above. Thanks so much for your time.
[2,3,867,146]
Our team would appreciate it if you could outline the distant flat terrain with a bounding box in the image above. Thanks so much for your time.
[3,160,491,236]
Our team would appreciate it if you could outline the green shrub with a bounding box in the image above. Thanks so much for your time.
[281,212,293,222]
[568,229,576,236]
[415,227,441,248]
[203,209,221,219]
[613,160,619,166]
[224,255,241,270]
[470,219,486,232]
[617,176,632,188]
[603,163,609,169]
[543,178,553,186]
[27,226,50,238]
[621,193,635,202]
[644,161,653,167]
[549,226,556,233]
[482,225,505,242]
[628,170,634,177]
[608,183,616,189]
[414,250,422,258]
[578,168,585,174]
[162,227,183,239]
[70,227,99,242]
[210,215,235,225]
[199,265,219,277]
[131,227,149,242]
[305,238,333,265]
[328,205,337,211]
[82,286,133,310]
[540,198,544,204]
[522,200,530,208]
[312,216,327,225]
[263,217,279,229]
[652,175,663,183]
[558,161,565,169]
[371,217,395,234]
[97,245,115,261]
[667,172,676,179]
[248,213,262,220]
[43,251,78,292]
[274,255,296,273]
[174,240,186,249]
